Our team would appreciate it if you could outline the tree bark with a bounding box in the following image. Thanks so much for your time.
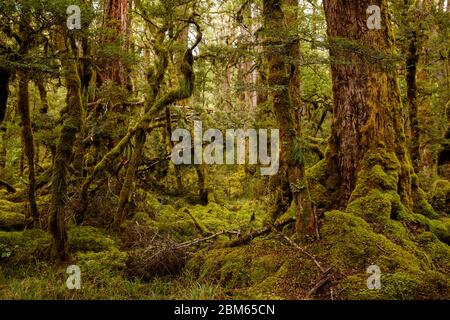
[49,50,83,262]
[18,73,39,224]
[323,0,414,209]
[263,0,315,239]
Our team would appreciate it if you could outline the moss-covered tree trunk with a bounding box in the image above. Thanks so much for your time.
[18,72,39,225]
[114,128,145,228]
[263,0,315,238]
[320,0,437,219]
[49,54,83,262]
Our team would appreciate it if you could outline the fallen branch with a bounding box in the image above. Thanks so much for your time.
[307,268,332,297]
[176,230,241,249]
[183,208,210,236]
[222,217,295,248]
[278,233,327,273]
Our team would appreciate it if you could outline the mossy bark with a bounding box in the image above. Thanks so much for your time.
[17,72,39,225]
[263,0,315,239]
[49,55,83,262]
[114,128,145,228]
[78,49,195,223]
[323,0,414,210]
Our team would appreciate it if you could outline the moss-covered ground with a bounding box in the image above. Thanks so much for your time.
[0,163,449,300]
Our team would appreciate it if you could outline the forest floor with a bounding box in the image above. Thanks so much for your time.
[1,167,449,300]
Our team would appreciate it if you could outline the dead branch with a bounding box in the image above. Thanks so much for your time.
[278,233,327,273]
[222,217,295,248]
[307,268,333,298]
[176,230,241,249]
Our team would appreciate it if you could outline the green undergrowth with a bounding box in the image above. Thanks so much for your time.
[0,175,448,299]
[186,149,449,300]
[131,194,264,242]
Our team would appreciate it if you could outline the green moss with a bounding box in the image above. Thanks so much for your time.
[0,200,25,213]
[428,219,449,244]
[347,190,392,224]
[306,160,335,209]
[339,271,449,300]
[187,240,287,292]
[351,165,400,199]
[68,226,117,253]
[429,179,450,215]
[0,211,29,231]
[413,187,439,219]
[320,211,424,273]
[318,209,450,299]
[417,231,450,271]
[0,229,50,264]
[145,193,161,211]
[131,212,152,225]
[410,214,449,244]
[75,248,127,283]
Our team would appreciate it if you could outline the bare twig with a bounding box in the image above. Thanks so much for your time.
[177,230,240,248]
[222,217,296,248]
[278,233,327,273]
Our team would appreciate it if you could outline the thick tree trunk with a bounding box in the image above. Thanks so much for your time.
[49,55,83,262]
[263,0,315,239]
[323,0,414,210]
[99,0,128,86]
[18,73,39,224]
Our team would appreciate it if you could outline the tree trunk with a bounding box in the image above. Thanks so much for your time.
[323,0,415,211]
[99,0,128,86]
[263,0,315,239]
[49,53,83,262]
[18,73,39,225]
[114,128,145,228]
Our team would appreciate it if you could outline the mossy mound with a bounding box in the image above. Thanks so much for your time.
[0,200,25,213]
[0,199,29,231]
[429,179,450,216]
[0,211,30,231]
[186,209,450,300]
[68,226,117,253]
[187,239,316,299]
[0,229,50,264]
[318,211,449,299]
[131,195,262,242]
